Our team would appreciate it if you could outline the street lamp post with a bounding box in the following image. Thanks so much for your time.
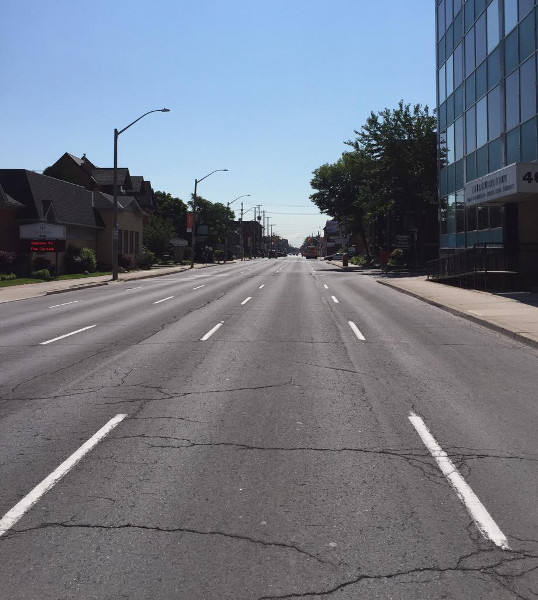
[190,169,228,269]
[226,194,250,261]
[112,108,170,281]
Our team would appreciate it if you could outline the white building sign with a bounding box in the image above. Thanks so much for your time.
[464,163,538,207]
[19,223,66,240]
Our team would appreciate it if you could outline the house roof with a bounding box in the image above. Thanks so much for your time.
[0,183,24,208]
[92,191,146,215]
[92,168,131,188]
[128,176,144,193]
[0,170,104,228]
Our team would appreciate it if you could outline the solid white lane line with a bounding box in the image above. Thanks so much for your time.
[153,296,174,304]
[193,285,205,290]
[201,322,224,341]
[348,321,366,341]
[48,301,79,309]
[324,284,329,289]
[408,412,510,550]
[40,325,96,345]
[331,296,339,303]
[241,297,252,305]
[0,414,127,537]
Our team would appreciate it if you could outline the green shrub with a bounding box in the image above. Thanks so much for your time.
[0,250,16,272]
[213,249,225,263]
[31,269,51,280]
[135,246,156,269]
[0,273,17,281]
[79,248,97,272]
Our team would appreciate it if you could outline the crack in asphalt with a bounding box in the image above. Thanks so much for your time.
[9,522,335,567]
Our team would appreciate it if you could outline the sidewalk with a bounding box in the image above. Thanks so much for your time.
[0,263,222,304]
[377,274,538,349]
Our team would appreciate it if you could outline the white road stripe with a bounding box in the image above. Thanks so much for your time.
[40,325,96,345]
[241,297,252,305]
[0,414,127,537]
[258,285,265,289]
[331,296,339,303]
[324,285,329,289]
[201,322,224,341]
[49,301,79,309]
[408,412,510,550]
[348,321,366,341]
[126,287,143,290]
[193,285,205,290]
[153,296,174,304]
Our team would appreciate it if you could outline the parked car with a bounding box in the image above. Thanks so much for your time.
[268,250,278,258]
[325,253,343,261]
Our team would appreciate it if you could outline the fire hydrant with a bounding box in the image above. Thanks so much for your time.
[342,253,349,267]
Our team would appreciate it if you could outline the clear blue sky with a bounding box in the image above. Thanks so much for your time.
[1,0,436,248]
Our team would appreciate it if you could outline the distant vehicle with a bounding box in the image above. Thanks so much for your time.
[325,253,343,261]
[268,249,278,258]
[304,246,318,259]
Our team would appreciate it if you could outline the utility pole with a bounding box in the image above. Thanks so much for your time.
[240,202,244,261]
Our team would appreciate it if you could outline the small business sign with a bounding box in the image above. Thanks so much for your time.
[464,162,538,207]
[21,239,66,253]
[19,223,66,240]
[395,235,410,248]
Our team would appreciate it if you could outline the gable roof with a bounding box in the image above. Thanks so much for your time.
[92,168,132,189]
[92,191,146,215]
[0,183,24,208]
[0,170,104,228]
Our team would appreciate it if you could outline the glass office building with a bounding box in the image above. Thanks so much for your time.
[436,0,538,255]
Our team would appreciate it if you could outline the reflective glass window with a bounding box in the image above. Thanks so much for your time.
[466,105,477,152]
[446,22,455,55]
[455,84,464,118]
[455,116,464,160]
[439,101,447,131]
[440,196,448,234]
[467,205,478,230]
[520,56,536,122]
[438,37,446,65]
[454,43,464,88]
[455,159,465,190]
[488,85,502,141]
[438,0,446,38]
[487,48,501,90]
[488,137,502,171]
[465,0,475,31]
[447,123,455,163]
[465,72,476,108]
[477,204,489,229]
[447,92,455,124]
[465,27,475,76]
[487,0,500,54]
[490,206,503,229]
[505,0,518,34]
[466,151,477,182]
[447,163,456,193]
[475,0,487,19]
[439,64,446,102]
[506,127,521,163]
[505,70,520,130]
[454,10,464,45]
[519,0,534,19]
[504,29,519,74]
[447,53,454,96]
[446,0,454,26]
[521,117,537,161]
[476,96,488,147]
[447,193,456,234]
[454,0,462,17]
[476,60,487,98]
[520,12,535,61]
[475,13,487,65]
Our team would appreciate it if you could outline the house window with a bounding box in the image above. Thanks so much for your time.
[135,231,140,254]
[129,231,135,254]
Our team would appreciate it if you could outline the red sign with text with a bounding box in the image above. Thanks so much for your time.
[21,240,66,253]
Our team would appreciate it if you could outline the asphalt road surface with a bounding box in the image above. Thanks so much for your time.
[1,257,537,599]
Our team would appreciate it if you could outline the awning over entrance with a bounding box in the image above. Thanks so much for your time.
[464,162,538,207]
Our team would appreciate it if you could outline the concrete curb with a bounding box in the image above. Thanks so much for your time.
[377,279,538,350]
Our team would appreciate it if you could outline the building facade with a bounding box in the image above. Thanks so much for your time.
[436,0,538,259]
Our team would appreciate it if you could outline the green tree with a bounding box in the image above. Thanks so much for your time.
[143,215,176,258]
[191,196,235,247]
[154,191,187,237]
